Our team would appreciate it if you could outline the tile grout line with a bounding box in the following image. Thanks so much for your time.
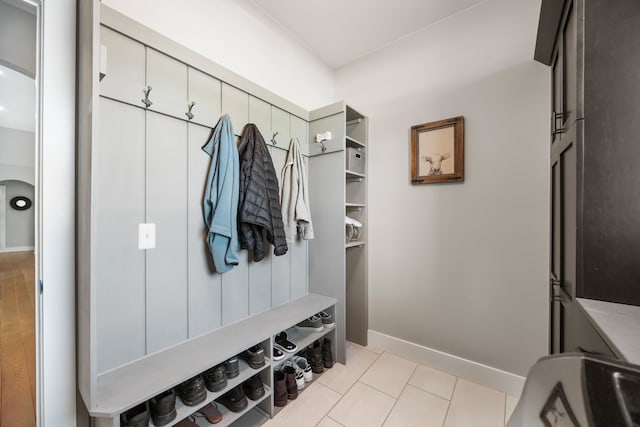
[379,362,418,426]
[442,376,459,427]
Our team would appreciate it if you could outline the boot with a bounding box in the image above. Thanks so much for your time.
[308,342,324,374]
[322,338,334,369]
[203,363,227,392]
[283,365,298,400]
[273,370,288,407]
[149,389,177,426]
[120,401,150,427]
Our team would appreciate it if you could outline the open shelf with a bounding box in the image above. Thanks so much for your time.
[272,361,333,417]
[346,136,365,149]
[345,241,366,249]
[155,358,270,427]
[346,169,366,179]
[187,385,271,427]
[345,203,365,209]
[273,326,335,369]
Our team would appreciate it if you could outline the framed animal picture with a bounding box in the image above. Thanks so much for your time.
[410,116,464,184]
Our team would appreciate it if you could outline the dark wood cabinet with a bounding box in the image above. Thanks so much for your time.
[537,0,640,355]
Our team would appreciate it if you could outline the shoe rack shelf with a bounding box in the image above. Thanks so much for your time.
[188,385,272,427]
[165,357,270,427]
[273,326,335,369]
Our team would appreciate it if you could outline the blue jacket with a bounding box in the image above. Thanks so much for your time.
[203,114,240,273]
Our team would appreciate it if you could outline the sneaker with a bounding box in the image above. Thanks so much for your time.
[177,375,207,407]
[217,385,248,413]
[272,346,284,361]
[322,338,334,369]
[239,345,266,369]
[149,389,177,426]
[224,356,240,378]
[203,364,227,392]
[318,311,335,329]
[243,374,265,401]
[274,331,297,353]
[283,365,299,400]
[285,360,305,390]
[307,342,324,374]
[292,356,313,382]
[295,315,323,332]
[273,369,288,407]
[120,401,150,427]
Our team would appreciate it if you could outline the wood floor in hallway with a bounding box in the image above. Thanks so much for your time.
[0,251,36,427]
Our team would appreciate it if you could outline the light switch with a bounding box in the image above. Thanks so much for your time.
[138,223,156,249]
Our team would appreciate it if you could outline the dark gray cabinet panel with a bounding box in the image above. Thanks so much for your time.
[188,68,221,128]
[187,123,222,337]
[96,98,146,373]
[146,49,188,120]
[221,83,248,136]
[145,112,188,353]
[99,27,145,106]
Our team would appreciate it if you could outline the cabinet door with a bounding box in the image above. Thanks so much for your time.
[248,96,271,139]
[145,111,188,353]
[99,26,145,106]
[271,106,290,150]
[96,98,146,373]
[187,123,222,337]
[221,83,248,137]
[290,115,309,156]
[188,67,221,128]
[146,48,188,119]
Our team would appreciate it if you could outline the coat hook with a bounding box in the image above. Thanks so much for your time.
[141,86,153,108]
[185,101,196,120]
[316,131,331,153]
[271,131,279,145]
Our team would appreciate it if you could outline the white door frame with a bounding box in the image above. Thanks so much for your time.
[0,185,6,250]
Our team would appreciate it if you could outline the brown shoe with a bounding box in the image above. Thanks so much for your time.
[196,402,223,424]
[284,365,299,400]
[274,370,288,407]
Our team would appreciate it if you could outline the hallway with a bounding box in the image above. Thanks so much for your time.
[0,251,36,426]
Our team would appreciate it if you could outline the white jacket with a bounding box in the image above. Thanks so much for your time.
[280,138,314,243]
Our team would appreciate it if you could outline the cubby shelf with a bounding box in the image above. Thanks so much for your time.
[345,241,366,249]
[345,203,365,209]
[273,326,335,369]
[272,362,331,418]
[346,135,365,148]
[346,169,366,179]
[187,385,272,427]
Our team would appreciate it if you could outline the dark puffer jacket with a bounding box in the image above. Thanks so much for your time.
[237,124,288,261]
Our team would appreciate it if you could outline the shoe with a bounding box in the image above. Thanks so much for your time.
[292,356,313,382]
[195,402,223,424]
[318,311,335,329]
[285,360,305,390]
[273,370,288,407]
[243,374,265,401]
[174,416,199,427]
[308,342,324,374]
[177,375,207,406]
[283,365,299,400]
[272,346,285,361]
[120,401,150,427]
[224,356,240,378]
[275,331,297,353]
[295,315,323,332]
[239,345,266,369]
[149,389,177,426]
[217,384,248,413]
[203,364,227,392]
[322,338,334,369]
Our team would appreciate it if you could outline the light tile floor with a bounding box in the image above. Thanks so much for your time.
[237,342,519,427]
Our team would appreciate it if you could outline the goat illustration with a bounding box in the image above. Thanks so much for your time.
[422,152,451,176]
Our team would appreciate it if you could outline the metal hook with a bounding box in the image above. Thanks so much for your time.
[271,131,279,146]
[185,101,196,120]
[320,141,327,152]
[141,86,153,108]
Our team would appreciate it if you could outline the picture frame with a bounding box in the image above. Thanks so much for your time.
[410,116,464,184]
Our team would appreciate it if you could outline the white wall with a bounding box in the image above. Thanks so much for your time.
[101,0,335,111]
[0,0,37,76]
[0,126,35,185]
[336,0,549,378]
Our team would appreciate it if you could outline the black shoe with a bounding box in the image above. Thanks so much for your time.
[149,389,177,426]
[308,342,324,374]
[204,363,228,392]
[275,331,297,353]
[243,374,265,401]
[273,370,288,407]
[177,375,207,406]
[322,338,334,369]
[217,385,248,413]
[120,401,150,427]
[239,345,266,369]
[224,356,240,379]
[272,346,284,361]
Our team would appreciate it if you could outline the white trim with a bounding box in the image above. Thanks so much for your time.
[368,330,525,397]
[0,185,5,249]
[0,246,35,253]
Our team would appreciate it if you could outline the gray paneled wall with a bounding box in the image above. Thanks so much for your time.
[96,25,310,372]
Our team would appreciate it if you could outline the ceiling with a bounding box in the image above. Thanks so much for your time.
[0,64,35,132]
[249,0,485,69]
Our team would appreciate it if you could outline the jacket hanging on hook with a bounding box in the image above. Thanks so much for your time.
[281,137,314,243]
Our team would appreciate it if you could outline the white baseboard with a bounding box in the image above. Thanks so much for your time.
[368,330,525,397]
[0,246,35,253]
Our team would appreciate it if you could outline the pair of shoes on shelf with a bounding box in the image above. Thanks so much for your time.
[203,363,227,392]
[224,356,240,379]
[273,366,298,406]
[238,344,266,369]
[216,374,265,413]
[305,338,334,374]
[283,356,313,390]
[174,402,223,427]
[121,389,178,427]
[295,311,335,332]
[177,375,207,407]
[274,331,297,354]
